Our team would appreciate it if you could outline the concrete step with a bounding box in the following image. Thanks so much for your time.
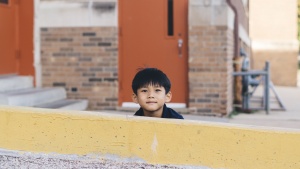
[0,75,88,111]
[0,87,66,107]
[35,99,88,111]
[0,75,33,92]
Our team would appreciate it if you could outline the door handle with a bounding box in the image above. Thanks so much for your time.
[178,38,183,57]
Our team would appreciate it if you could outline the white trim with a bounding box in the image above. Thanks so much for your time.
[252,40,299,51]
[122,102,187,109]
[239,24,251,47]
[34,0,42,87]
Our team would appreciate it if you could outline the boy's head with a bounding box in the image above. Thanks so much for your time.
[132,68,172,117]
[131,68,171,95]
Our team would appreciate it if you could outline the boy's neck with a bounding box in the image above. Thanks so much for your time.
[143,109,163,118]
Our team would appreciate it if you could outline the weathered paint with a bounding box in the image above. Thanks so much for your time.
[0,105,300,169]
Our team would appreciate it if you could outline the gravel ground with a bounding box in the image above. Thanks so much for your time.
[0,155,179,169]
[0,150,211,169]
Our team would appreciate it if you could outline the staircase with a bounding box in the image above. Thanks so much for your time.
[0,74,88,110]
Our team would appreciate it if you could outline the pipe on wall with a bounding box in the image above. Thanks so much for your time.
[226,0,239,59]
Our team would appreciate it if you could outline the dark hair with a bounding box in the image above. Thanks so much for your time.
[132,68,171,94]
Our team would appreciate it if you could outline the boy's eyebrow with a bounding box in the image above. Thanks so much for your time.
[154,85,163,88]
[141,84,162,88]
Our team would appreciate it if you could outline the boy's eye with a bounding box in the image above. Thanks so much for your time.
[141,89,147,92]
[155,89,161,92]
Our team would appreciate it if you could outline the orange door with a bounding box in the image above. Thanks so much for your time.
[18,0,34,76]
[119,0,188,106]
[0,0,34,76]
[0,0,18,74]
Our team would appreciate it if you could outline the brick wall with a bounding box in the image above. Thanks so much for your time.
[41,27,118,110]
[188,26,234,116]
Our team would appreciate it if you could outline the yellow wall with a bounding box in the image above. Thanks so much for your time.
[0,105,300,169]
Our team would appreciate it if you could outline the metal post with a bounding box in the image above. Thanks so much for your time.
[261,75,265,108]
[265,62,270,114]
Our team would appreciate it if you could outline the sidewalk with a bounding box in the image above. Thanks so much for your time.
[225,70,300,129]
[227,85,300,129]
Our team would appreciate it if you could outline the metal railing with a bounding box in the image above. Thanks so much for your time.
[232,62,285,114]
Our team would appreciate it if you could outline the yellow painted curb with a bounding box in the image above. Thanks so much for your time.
[0,105,300,169]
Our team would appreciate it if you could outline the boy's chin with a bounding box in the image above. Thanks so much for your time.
[144,108,157,112]
[143,107,163,113]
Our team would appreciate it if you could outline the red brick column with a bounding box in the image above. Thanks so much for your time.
[188,26,234,116]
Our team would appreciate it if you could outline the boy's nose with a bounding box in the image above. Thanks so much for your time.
[147,92,154,98]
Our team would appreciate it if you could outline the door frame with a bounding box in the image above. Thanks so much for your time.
[118,0,189,108]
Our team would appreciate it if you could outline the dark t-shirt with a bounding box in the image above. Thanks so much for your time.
[134,104,184,119]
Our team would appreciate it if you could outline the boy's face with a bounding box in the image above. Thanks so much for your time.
[132,84,172,116]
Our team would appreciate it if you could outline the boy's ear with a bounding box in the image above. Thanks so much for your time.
[165,91,172,103]
[132,93,138,103]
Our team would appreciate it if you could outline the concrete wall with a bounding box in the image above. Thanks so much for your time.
[1,106,300,168]
[39,0,117,27]
[249,0,299,86]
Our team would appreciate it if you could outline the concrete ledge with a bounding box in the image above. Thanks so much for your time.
[0,106,300,168]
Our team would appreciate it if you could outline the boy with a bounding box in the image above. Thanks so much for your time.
[131,68,184,119]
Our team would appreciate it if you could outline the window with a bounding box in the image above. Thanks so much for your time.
[167,0,174,36]
[0,0,9,5]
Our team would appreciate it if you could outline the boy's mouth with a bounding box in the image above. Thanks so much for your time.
[146,101,157,104]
